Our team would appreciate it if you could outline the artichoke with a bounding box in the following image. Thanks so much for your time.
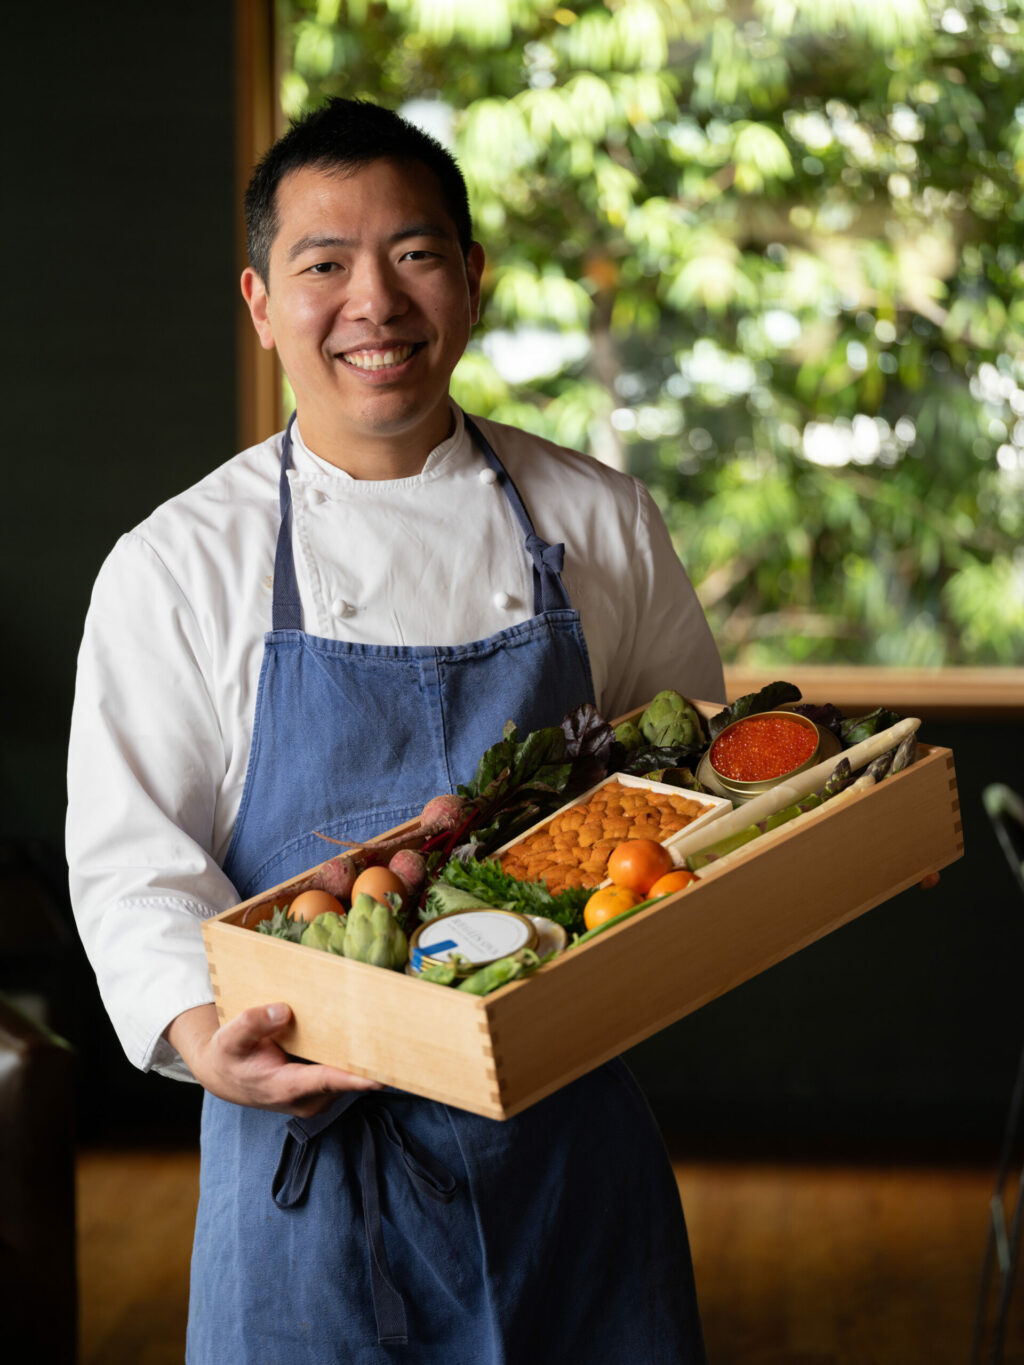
[342,893,408,971]
[300,910,347,955]
[639,690,703,749]
[613,719,645,751]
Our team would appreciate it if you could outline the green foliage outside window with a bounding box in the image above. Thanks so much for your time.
[277,0,1024,667]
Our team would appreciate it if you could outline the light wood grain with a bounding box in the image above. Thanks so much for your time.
[208,920,503,1113]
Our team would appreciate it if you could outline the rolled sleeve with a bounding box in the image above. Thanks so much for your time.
[67,534,241,1076]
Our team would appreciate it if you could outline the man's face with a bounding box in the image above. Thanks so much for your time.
[242,158,484,472]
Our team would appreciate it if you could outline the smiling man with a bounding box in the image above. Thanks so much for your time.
[242,155,485,475]
[67,98,723,1363]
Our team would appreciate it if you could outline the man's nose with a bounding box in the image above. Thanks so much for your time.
[342,259,409,324]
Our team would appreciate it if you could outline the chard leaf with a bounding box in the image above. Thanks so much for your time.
[561,702,615,793]
[790,702,844,738]
[615,742,706,775]
[562,703,615,761]
[513,726,570,784]
[465,735,518,797]
[708,681,802,739]
[839,707,903,747]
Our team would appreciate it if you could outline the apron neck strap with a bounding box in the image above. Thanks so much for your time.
[272,411,572,629]
[463,415,572,615]
[272,413,303,631]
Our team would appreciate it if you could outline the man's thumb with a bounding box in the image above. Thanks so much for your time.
[233,1001,291,1040]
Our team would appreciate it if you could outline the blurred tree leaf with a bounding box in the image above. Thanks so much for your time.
[277,0,1024,667]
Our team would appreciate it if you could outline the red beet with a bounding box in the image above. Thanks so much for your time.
[388,848,427,896]
[419,793,468,830]
[313,852,359,901]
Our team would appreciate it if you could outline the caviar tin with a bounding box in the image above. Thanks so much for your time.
[705,709,826,802]
[407,909,539,977]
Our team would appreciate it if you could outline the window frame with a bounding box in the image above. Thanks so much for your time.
[236,0,283,451]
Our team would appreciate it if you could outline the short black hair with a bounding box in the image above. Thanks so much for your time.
[244,97,474,283]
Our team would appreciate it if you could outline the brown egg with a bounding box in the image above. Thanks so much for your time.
[288,889,344,922]
[350,865,407,907]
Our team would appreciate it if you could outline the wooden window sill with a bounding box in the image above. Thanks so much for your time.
[723,666,1024,721]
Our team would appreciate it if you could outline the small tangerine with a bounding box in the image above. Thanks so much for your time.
[648,869,697,899]
[583,884,643,932]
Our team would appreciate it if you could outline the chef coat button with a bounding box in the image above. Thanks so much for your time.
[308,487,326,505]
[493,590,512,609]
[479,467,498,485]
[331,597,354,618]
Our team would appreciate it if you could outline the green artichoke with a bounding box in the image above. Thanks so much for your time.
[639,690,703,749]
[300,910,347,955]
[613,719,645,751]
[342,893,408,971]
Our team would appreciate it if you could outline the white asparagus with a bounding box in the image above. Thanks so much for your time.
[670,716,922,863]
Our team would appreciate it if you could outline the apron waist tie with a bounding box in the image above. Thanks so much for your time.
[271,1092,458,1347]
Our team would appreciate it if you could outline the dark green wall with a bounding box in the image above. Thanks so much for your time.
[3,4,1021,1155]
[2,1,236,1139]
[3,1,238,852]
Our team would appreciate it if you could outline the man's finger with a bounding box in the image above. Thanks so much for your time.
[219,1002,293,1054]
[283,1061,383,1099]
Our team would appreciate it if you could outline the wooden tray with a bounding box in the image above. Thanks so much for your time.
[203,710,963,1120]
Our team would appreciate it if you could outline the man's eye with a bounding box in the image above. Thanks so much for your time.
[308,262,338,274]
[402,250,435,262]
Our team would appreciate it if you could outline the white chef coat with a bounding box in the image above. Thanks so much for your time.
[66,406,724,1079]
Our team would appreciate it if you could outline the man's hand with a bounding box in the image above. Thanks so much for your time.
[166,1002,382,1117]
[919,873,941,891]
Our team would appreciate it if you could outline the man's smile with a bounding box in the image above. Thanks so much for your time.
[338,343,422,371]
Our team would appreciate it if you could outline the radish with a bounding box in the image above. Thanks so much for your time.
[419,793,468,830]
[313,852,360,902]
[388,848,427,896]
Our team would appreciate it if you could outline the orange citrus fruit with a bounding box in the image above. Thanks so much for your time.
[583,884,643,932]
[606,838,673,896]
[648,868,697,899]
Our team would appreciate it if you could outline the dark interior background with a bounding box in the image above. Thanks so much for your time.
[4,1,1021,1158]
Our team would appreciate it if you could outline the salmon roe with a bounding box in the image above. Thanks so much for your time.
[709,714,818,783]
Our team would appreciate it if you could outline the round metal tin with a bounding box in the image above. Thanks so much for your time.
[408,908,538,976]
[707,709,822,798]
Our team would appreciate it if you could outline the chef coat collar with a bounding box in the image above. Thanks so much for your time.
[290,402,468,485]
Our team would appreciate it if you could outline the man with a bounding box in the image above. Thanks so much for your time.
[68,98,723,1362]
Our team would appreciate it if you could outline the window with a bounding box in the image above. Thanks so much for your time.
[236,0,1024,715]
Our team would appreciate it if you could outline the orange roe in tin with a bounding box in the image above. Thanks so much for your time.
[709,714,818,783]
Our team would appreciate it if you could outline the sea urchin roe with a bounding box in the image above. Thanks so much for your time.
[709,714,818,783]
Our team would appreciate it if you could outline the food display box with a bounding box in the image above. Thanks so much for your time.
[203,701,964,1121]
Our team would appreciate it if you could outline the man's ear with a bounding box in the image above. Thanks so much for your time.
[241,268,275,351]
[466,241,485,326]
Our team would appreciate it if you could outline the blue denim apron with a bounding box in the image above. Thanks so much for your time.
[187,416,707,1364]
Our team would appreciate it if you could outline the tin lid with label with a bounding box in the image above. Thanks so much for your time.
[409,909,538,974]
